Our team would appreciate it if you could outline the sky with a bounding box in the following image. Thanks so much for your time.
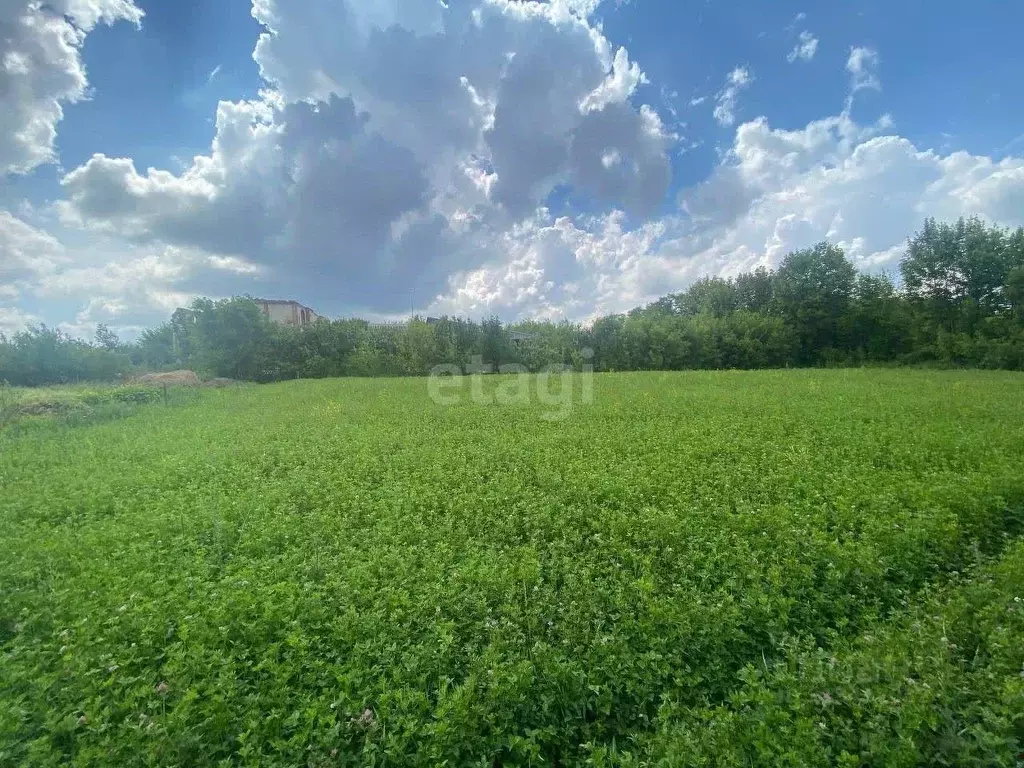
[2,0,1023,338]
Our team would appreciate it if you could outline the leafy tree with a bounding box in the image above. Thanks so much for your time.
[184,297,275,380]
[772,242,857,363]
[678,277,738,317]
[94,324,121,351]
[132,324,177,369]
[901,217,1023,332]
[1005,266,1024,321]
[0,325,128,386]
[734,266,774,313]
[846,272,912,361]
[479,315,508,370]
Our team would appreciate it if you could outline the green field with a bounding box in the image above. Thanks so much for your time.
[2,370,1024,766]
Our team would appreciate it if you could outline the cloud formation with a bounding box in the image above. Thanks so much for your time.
[846,46,880,110]
[787,31,819,63]
[1,2,1024,337]
[0,0,143,174]
[713,67,753,127]
[53,0,672,315]
[432,111,1024,320]
[0,210,64,292]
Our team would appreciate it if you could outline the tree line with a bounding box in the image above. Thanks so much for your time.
[3,217,1023,387]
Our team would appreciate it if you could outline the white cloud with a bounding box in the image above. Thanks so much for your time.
[3,1,1024,334]
[55,0,672,315]
[0,304,38,334]
[846,46,880,110]
[431,111,1024,321]
[0,210,65,293]
[787,31,818,63]
[579,46,647,113]
[0,209,266,337]
[0,0,143,174]
[713,67,753,127]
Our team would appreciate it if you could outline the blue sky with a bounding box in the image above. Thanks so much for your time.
[2,0,1024,337]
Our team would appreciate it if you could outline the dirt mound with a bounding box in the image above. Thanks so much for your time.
[135,370,200,387]
[13,401,72,417]
[202,378,238,388]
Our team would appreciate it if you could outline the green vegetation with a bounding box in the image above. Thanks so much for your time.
[4,217,1024,387]
[0,383,197,435]
[2,369,1023,766]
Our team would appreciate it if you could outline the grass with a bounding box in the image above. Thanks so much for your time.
[1,369,1023,766]
[0,382,202,434]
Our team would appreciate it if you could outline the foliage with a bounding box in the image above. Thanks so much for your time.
[606,541,1024,767]
[1,369,1023,765]
[0,383,188,433]
[5,217,1024,388]
[0,325,130,387]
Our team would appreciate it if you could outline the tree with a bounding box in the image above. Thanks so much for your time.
[772,242,857,363]
[901,217,1021,333]
[94,324,120,351]
[1006,266,1024,322]
[133,324,177,369]
[734,267,774,313]
[0,325,128,386]
[846,273,912,361]
[678,277,738,317]
[185,297,275,380]
[479,315,507,370]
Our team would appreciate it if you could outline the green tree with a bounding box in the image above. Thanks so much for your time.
[846,272,912,361]
[94,324,120,351]
[0,325,128,386]
[479,315,508,370]
[734,267,774,313]
[185,297,275,380]
[133,324,177,369]
[901,217,1022,333]
[772,242,857,364]
[678,277,738,317]
[1004,266,1024,321]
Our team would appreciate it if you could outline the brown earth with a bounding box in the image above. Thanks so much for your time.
[134,370,201,387]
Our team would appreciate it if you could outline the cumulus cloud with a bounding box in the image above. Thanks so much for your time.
[3,1,1024,335]
[0,0,143,174]
[431,111,1024,320]
[38,246,239,335]
[787,31,818,63]
[0,210,64,292]
[0,209,266,337]
[431,209,671,321]
[580,47,646,113]
[55,0,673,315]
[0,304,38,334]
[713,67,753,127]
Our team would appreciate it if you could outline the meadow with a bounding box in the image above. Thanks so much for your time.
[1,369,1023,766]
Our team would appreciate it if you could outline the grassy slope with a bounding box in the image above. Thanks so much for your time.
[1,370,1023,766]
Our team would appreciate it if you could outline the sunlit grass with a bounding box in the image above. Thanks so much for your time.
[1,369,1023,766]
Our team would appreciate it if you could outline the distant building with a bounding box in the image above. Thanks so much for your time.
[254,299,322,327]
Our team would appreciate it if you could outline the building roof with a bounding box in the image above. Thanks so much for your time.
[254,298,310,307]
